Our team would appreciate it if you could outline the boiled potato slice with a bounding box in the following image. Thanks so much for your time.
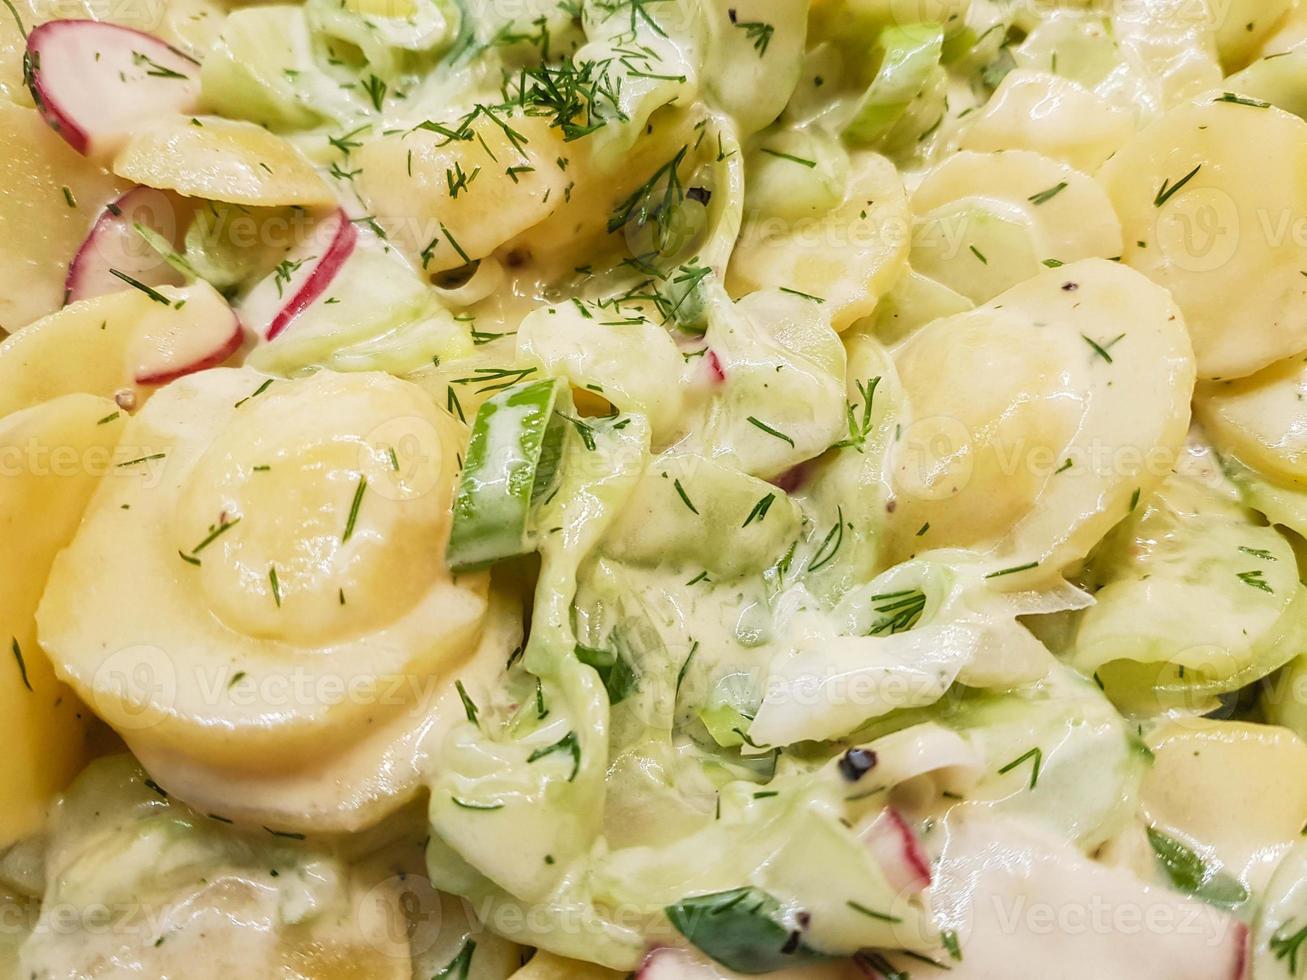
[1197,354,1307,486]
[0,393,124,846]
[20,754,412,979]
[1206,0,1293,70]
[498,104,703,281]
[1110,0,1222,108]
[1265,653,1307,739]
[0,102,127,331]
[355,113,568,275]
[910,149,1122,304]
[510,952,624,980]
[1100,99,1307,380]
[114,116,334,207]
[1142,719,1307,894]
[913,150,1122,263]
[888,258,1194,574]
[129,586,522,832]
[729,151,909,331]
[1261,1,1307,57]
[0,283,234,419]
[959,70,1135,173]
[38,368,488,786]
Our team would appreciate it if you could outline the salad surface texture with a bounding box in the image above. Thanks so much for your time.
[2,0,1307,976]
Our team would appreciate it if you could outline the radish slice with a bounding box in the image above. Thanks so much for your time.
[637,948,722,979]
[863,816,1251,979]
[131,281,243,385]
[65,187,184,303]
[26,20,201,157]
[236,209,357,341]
[861,808,931,897]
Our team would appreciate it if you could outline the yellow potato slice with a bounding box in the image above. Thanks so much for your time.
[888,258,1194,574]
[0,102,127,332]
[510,952,624,980]
[959,70,1135,173]
[729,151,910,331]
[0,282,237,419]
[1100,99,1307,380]
[38,368,487,786]
[910,149,1122,304]
[1197,353,1307,487]
[1207,0,1293,70]
[355,113,569,274]
[114,116,335,207]
[1110,0,1222,108]
[129,586,523,832]
[0,393,124,846]
[1143,719,1307,894]
[20,758,413,978]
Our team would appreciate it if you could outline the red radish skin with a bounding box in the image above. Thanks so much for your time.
[135,320,242,386]
[1231,922,1250,980]
[26,21,200,157]
[248,209,358,341]
[637,948,718,979]
[131,282,245,386]
[65,187,183,303]
[771,461,811,494]
[707,349,726,383]
[861,808,931,896]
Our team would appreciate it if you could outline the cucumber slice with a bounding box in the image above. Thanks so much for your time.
[446,379,570,572]
[200,6,356,130]
[844,23,944,146]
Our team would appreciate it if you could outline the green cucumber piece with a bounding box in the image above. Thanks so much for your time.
[844,23,944,146]
[446,379,568,572]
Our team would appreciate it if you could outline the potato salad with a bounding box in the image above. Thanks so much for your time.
[3,0,1307,976]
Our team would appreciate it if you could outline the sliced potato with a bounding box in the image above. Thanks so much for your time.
[114,116,335,207]
[37,368,488,790]
[1100,99,1307,379]
[958,69,1136,173]
[888,258,1194,573]
[1110,0,1222,108]
[1143,719,1307,894]
[0,393,125,846]
[0,284,236,418]
[130,586,522,832]
[729,151,910,331]
[1261,1,1307,57]
[1264,653,1307,739]
[503,105,703,281]
[355,113,568,274]
[910,149,1122,304]
[1206,0,1293,70]
[913,150,1122,262]
[510,951,624,980]
[0,102,127,331]
[20,755,412,978]
[1197,353,1307,486]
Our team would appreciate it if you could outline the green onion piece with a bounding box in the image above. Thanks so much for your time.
[1146,827,1249,909]
[698,703,757,748]
[665,886,829,974]
[445,378,567,572]
[843,23,944,146]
